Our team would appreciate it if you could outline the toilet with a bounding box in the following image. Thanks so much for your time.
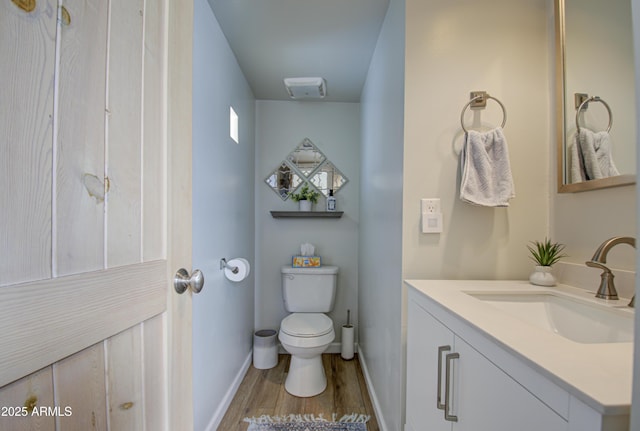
[278,265,338,397]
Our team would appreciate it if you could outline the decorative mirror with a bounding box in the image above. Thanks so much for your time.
[264,162,303,199]
[309,161,348,197]
[286,138,327,176]
[264,138,349,200]
[555,0,636,192]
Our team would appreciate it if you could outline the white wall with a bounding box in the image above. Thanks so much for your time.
[192,0,256,429]
[359,0,405,428]
[552,187,636,270]
[255,101,360,345]
[403,0,550,281]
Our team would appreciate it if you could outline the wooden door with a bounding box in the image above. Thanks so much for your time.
[0,0,193,429]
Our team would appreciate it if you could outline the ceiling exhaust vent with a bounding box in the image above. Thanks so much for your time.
[284,77,326,99]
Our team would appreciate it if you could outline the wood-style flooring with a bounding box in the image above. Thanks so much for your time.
[219,354,380,430]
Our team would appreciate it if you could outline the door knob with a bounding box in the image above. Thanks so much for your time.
[174,268,205,294]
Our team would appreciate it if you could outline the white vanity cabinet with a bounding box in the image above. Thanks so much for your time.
[406,292,568,431]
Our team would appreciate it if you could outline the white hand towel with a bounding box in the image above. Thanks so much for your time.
[576,128,619,180]
[459,127,515,207]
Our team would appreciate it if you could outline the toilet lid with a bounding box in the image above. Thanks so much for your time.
[281,313,333,338]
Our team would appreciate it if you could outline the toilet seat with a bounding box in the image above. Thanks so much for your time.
[280,313,333,337]
[279,313,335,349]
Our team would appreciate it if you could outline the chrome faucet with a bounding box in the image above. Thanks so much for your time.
[585,236,636,306]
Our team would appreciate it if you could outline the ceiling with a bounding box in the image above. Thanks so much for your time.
[207,0,391,102]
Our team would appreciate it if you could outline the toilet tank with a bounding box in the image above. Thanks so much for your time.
[281,266,338,312]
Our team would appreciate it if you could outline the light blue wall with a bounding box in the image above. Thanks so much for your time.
[359,0,405,429]
[255,101,360,344]
[192,0,255,429]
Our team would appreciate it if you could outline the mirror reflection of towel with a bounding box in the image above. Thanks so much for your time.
[459,127,515,207]
[569,137,587,183]
[570,129,619,183]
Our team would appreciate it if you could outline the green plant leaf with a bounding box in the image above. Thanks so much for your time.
[527,238,567,267]
[289,183,320,204]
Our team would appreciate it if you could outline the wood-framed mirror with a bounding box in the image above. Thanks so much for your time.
[555,0,636,193]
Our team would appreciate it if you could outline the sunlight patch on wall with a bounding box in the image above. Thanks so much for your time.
[230,106,239,144]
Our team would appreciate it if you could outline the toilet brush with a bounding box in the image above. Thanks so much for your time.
[341,309,354,360]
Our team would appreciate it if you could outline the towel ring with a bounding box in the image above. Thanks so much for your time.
[460,95,507,133]
[575,96,613,133]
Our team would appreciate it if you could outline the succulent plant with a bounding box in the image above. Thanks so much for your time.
[527,238,567,267]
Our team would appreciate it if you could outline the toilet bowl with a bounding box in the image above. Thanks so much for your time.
[279,312,335,397]
[279,265,338,397]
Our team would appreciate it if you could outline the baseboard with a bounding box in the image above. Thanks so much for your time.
[326,341,350,354]
[204,350,252,431]
[357,346,388,431]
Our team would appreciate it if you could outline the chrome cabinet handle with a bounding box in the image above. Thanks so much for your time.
[174,268,205,294]
[444,352,459,422]
[436,345,451,410]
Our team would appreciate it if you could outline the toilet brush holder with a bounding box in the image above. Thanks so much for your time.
[341,324,354,360]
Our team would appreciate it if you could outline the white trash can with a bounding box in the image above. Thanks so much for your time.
[253,329,278,369]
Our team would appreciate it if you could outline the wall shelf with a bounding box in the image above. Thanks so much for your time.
[270,211,344,219]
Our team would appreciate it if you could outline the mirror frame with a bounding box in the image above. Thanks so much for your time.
[555,0,636,193]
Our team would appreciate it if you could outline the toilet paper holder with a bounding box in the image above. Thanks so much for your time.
[220,258,239,274]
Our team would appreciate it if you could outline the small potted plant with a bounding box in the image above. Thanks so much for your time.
[289,184,320,211]
[527,238,567,286]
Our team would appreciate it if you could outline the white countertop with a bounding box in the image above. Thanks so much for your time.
[405,279,634,416]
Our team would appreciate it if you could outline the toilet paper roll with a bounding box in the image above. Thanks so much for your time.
[224,258,250,282]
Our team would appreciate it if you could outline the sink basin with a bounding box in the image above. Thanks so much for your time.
[466,292,633,344]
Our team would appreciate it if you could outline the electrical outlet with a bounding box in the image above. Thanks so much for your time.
[421,198,441,214]
[421,198,443,233]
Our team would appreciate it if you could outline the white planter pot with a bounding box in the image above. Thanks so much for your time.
[529,265,556,286]
[298,200,312,212]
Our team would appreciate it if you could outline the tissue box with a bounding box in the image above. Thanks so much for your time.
[292,256,322,268]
